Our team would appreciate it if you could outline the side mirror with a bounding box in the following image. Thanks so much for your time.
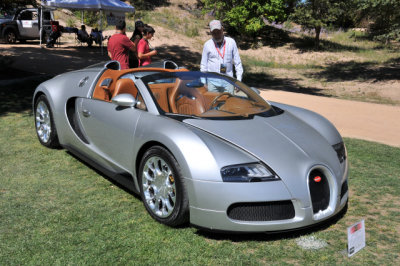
[111,94,137,107]
[250,87,261,94]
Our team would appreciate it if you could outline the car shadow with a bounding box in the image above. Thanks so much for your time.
[194,204,348,242]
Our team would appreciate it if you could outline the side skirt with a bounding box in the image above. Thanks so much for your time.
[64,144,140,195]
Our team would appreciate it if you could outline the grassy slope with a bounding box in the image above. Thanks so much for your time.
[0,103,399,264]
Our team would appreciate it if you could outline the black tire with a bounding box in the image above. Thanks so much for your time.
[34,95,60,148]
[4,29,17,44]
[138,146,189,227]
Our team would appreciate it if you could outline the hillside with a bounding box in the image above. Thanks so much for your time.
[134,0,400,105]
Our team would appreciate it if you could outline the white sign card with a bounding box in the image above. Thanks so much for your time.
[22,21,33,28]
[347,219,366,257]
[106,11,125,26]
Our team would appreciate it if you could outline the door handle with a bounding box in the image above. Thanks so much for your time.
[82,109,91,117]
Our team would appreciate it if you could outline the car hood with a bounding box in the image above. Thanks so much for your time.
[0,18,12,23]
[184,111,342,196]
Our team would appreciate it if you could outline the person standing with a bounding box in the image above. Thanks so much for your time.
[137,25,157,66]
[200,20,243,83]
[129,20,145,68]
[107,20,136,70]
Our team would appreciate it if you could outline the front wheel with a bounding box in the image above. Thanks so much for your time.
[34,95,60,148]
[138,146,189,227]
[4,30,17,44]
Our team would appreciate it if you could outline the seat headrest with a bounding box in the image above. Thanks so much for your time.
[112,78,138,99]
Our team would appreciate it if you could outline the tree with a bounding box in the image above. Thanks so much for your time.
[0,0,36,10]
[359,0,400,43]
[290,0,342,48]
[201,0,293,36]
[333,0,360,28]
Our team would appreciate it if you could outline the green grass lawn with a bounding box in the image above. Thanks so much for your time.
[1,107,399,264]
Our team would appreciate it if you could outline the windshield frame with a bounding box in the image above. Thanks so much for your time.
[140,71,281,120]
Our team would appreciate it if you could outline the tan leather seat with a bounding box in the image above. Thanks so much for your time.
[111,79,138,99]
[169,80,206,116]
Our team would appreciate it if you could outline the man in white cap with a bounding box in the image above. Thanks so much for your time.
[200,20,243,92]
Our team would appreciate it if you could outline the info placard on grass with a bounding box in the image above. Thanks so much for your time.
[347,219,366,257]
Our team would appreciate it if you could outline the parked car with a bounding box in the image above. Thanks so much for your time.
[0,7,53,43]
[33,61,348,233]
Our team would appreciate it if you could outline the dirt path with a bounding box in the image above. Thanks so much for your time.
[261,90,400,147]
[1,42,399,147]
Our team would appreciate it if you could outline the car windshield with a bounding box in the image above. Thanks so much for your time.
[141,71,277,119]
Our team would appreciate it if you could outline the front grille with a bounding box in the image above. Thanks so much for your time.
[227,201,295,221]
[309,170,330,214]
[341,180,348,198]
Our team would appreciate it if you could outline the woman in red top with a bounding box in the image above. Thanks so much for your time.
[137,25,157,66]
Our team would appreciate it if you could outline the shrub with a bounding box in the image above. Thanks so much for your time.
[66,18,76,27]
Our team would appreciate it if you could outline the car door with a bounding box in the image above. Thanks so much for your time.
[16,9,39,38]
[76,97,143,172]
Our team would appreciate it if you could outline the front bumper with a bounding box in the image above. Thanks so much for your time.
[184,178,348,232]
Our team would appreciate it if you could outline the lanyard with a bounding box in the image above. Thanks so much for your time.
[214,40,226,60]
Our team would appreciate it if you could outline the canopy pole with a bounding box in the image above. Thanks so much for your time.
[40,7,43,47]
[100,10,103,55]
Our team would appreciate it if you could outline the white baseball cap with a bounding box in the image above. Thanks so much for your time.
[209,20,222,32]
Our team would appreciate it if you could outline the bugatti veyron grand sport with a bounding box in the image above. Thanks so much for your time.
[33,61,348,232]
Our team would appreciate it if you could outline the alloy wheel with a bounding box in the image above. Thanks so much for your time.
[141,156,177,218]
[35,100,52,143]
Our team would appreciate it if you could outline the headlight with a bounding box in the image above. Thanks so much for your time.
[332,142,346,163]
[221,163,280,182]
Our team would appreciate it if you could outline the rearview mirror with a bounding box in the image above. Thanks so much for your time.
[111,94,137,107]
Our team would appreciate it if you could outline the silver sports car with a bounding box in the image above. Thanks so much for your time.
[33,61,348,232]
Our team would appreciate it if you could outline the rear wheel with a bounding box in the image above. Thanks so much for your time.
[4,30,17,44]
[34,95,60,148]
[138,146,189,226]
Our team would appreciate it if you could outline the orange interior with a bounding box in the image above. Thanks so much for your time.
[92,68,270,116]
[92,68,186,102]
[147,82,177,112]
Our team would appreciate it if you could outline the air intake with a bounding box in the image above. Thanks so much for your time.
[309,169,330,214]
[227,201,295,221]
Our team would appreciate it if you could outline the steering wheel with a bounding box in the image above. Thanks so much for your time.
[210,92,233,108]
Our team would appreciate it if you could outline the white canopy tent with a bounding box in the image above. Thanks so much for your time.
[41,0,135,12]
[40,0,135,52]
